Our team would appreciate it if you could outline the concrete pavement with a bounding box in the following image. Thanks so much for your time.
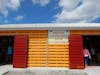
[0,65,100,75]
[0,65,12,75]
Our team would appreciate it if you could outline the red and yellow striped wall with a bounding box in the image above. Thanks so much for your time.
[0,30,100,69]
[0,30,70,68]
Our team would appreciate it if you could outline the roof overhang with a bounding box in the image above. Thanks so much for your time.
[0,23,100,30]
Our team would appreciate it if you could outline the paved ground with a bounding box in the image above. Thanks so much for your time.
[70,66,100,75]
[0,65,12,75]
[0,65,100,75]
[84,66,100,75]
[3,68,87,75]
[4,71,87,75]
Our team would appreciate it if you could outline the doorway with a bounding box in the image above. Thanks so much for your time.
[83,35,100,66]
[0,36,14,65]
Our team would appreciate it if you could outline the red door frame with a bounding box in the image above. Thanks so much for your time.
[69,35,84,69]
[13,35,27,68]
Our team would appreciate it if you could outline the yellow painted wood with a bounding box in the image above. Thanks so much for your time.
[48,64,69,67]
[28,64,46,67]
[29,40,46,42]
[0,30,48,35]
[48,47,68,49]
[29,48,46,50]
[70,30,100,35]
[29,46,46,49]
[28,60,46,62]
[28,58,46,61]
[48,58,69,60]
[28,61,46,63]
[28,55,46,58]
[48,48,69,51]
[28,30,47,67]
[28,49,46,52]
[29,41,46,43]
[29,38,46,40]
[28,50,46,52]
[28,52,46,55]
[29,35,47,37]
[48,45,69,48]
[29,43,46,47]
[48,55,69,58]
[48,61,69,64]
[48,43,69,68]
[48,52,69,55]
[29,44,46,46]
[28,52,45,54]
[56,64,69,67]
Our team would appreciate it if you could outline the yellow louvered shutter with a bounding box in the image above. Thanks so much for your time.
[28,30,48,67]
[28,30,69,68]
[48,44,69,67]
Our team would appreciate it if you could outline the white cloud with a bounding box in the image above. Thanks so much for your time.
[8,0,21,10]
[0,0,22,17]
[54,0,100,23]
[59,0,81,11]
[32,0,50,6]
[15,15,24,21]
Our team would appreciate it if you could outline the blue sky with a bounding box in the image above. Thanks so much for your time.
[0,0,100,24]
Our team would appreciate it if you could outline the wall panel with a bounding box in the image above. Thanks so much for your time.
[28,31,48,67]
[48,44,69,67]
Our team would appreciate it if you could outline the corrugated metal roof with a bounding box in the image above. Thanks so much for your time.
[0,23,100,30]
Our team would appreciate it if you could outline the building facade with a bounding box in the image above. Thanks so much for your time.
[0,23,100,69]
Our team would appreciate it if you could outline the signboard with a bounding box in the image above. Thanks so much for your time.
[48,30,69,44]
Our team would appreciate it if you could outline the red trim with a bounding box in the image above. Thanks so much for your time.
[13,36,27,68]
[69,35,84,69]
